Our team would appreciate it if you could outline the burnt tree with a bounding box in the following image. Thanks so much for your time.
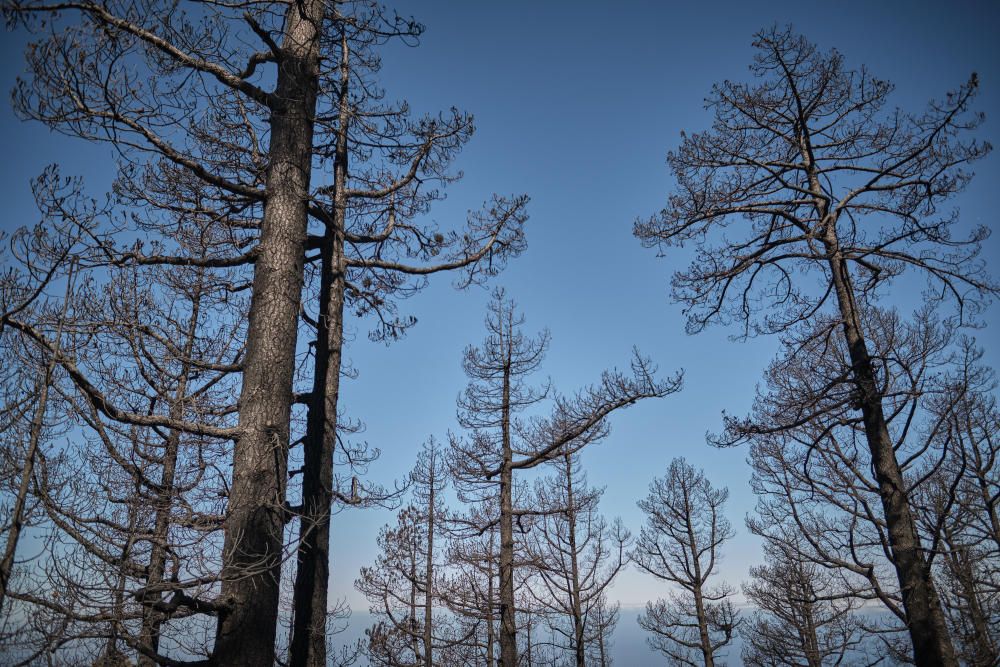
[450,289,679,667]
[633,458,738,667]
[636,26,994,666]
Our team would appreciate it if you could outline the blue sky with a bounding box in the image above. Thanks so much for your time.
[2,0,998,661]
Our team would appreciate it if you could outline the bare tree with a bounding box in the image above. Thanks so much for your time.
[287,8,528,663]
[636,26,994,665]
[7,256,241,663]
[739,306,1000,663]
[449,289,680,666]
[910,345,999,666]
[4,1,527,661]
[3,0,327,657]
[439,508,501,667]
[0,262,74,613]
[586,596,620,667]
[356,439,456,667]
[358,505,428,667]
[0,175,94,624]
[633,458,738,667]
[741,538,876,667]
[526,452,629,666]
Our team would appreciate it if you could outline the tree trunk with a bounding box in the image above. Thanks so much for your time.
[564,455,586,667]
[288,23,348,667]
[214,1,324,662]
[410,548,420,663]
[487,555,497,667]
[424,467,436,667]
[796,116,958,665]
[796,575,822,667]
[825,244,957,667]
[0,358,53,611]
[681,483,715,667]
[691,584,714,667]
[138,281,203,666]
[499,359,518,667]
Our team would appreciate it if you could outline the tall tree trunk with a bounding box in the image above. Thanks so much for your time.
[795,117,958,665]
[138,279,203,666]
[564,455,586,667]
[795,571,822,667]
[0,367,52,612]
[487,548,496,667]
[691,585,714,667]
[825,243,957,667]
[214,1,324,662]
[102,489,140,665]
[424,466,436,667]
[0,371,52,611]
[499,358,517,667]
[288,23,348,667]
[684,490,714,667]
[410,547,420,663]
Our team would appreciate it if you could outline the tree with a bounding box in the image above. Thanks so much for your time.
[636,26,994,666]
[359,505,429,667]
[525,452,628,666]
[740,307,1000,662]
[357,439,453,667]
[0,217,83,660]
[0,261,74,613]
[4,1,527,662]
[0,172,92,619]
[909,344,999,666]
[740,538,875,667]
[6,255,240,663]
[449,289,680,666]
[3,0,337,657]
[286,8,527,663]
[633,458,738,667]
[439,506,501,667]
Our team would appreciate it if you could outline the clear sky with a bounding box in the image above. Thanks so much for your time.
[2,0,998,661]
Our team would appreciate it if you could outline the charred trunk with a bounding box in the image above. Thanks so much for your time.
[826,247,957,667]
[214,2,324,662]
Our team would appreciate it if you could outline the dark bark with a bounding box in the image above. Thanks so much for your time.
[423,462,436,667]
[288,23,348,667]
[498,360,517,667]
[822,201,957,667]
[214,1,324,662]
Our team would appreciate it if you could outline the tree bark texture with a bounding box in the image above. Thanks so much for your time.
[214,1,324,662]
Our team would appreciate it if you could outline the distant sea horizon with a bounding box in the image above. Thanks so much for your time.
[333,607,735,666]
[333,606,905,666]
